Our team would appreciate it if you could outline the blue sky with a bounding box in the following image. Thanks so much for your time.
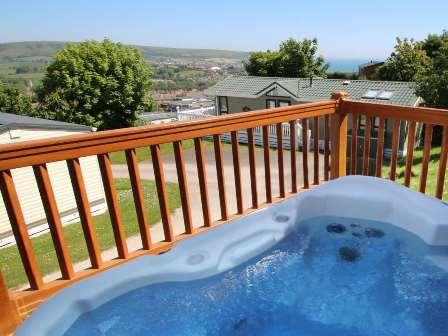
[1,0,447,59]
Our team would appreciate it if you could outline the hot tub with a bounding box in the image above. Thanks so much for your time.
[17,176,448,336]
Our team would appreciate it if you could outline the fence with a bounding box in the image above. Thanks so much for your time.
[1,92,448,334]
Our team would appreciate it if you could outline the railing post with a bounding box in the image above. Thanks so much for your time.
[330,91,349,179]
[0,271,20,335]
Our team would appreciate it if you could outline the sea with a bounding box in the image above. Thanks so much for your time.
[326,58,376,73]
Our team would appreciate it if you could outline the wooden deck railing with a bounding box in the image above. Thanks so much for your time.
[1,91,448,334]
[0,94,342,334]
[343,100,448,198]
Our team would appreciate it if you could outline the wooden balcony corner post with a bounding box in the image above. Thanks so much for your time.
[330,91,349,179]
[0,271,21,335]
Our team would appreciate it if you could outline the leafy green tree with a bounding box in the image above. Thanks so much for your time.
[244,51,283,77]
[37,39,154,129]
[376,38,429,82]
[422,31,448,58]
[278,38,328,77]
[244,38,328,77]
[0,81,33,115]
[416,40,448,108]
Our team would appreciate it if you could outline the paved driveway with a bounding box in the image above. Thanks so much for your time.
[112,145,325,244]
[40,146,325,283]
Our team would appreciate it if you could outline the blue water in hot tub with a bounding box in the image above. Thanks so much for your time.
[65,216,448,336]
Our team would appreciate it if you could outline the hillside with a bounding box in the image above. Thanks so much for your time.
[0,41,248,62]
[0,41,366,94]
[0,41,249,92]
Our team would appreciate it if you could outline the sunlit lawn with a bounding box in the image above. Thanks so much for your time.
[0,178,181,289]
[381,146,448,201]
[109,138,247,164]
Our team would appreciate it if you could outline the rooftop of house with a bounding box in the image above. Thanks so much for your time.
[358,61,385,69]
[204,76,420,107]
[0,112,93,133]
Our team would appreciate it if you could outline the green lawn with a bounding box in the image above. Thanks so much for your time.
[0,178,181,289]
[381,146,448,200]
[109,140,195,164]
[109,138,240,165]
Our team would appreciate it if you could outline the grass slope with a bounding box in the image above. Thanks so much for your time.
[382,146,448,200]
[0,178,181,289]
[0,41,248,63]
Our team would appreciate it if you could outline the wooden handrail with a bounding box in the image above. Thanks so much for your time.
[213,135,229,220]
[126,148,153,248]
[0,272,20,335]
[33,164,75,279]
[2,91,448,334]
[301,118,309,188]
[342,97,448,200]
[0,101,337,170]
[342,100,448,126]
[276,123,285,198]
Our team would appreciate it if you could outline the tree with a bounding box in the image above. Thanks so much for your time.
[244,38,328,77]
[376,38,429,82]
[0,81,33,116]
[416,39,448,109]
[244,51,283,77]
[421,30,448,58]
[37,39,154,129]
[414,31,448,145]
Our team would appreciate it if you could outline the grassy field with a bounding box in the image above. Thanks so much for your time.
[109,138,242,165]
[109,140,196,164]
[381,146,448,200]
[0,178,181,289]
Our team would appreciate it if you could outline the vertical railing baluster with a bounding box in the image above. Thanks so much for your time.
[213,135,228,220]
[363,116,372,175]
[276,123,285,198]
[389,119,401,181]
[436,126,448,199]
[67,158,102,268]
[313,116,320,185]
[125,149,152,248]
[375,118,386,178]
[0,170,43,289]
[324,115,330,181]
[301,118,309,188]
[33,164,74,279]
[351,113,359,175]
[0,271,20,334]
[231,131,243,214]
[262,126,272,203]
[172,142,193,233]
[247,128,258,208]
[98,153,128,259]
[289,120,297,193]
[404,121,416,187]
[150,145,174,242]
[194,138,211,227]
[419,124,434,193]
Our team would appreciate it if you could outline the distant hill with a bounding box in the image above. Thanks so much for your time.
[0,41,249,62]
[0,41,369,71]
